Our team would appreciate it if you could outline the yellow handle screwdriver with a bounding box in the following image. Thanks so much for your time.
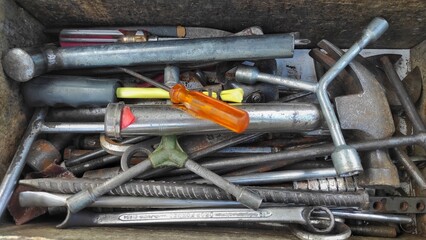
[119,67,249,133]
[116,87,244,103]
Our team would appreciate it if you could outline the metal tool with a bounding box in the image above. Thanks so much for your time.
[66,136,263,213]
[313,40,399,189]
[293,176,361,192]
[349,224,398,238]
[57,207,335,233]
[235,17,389,177]
[236,18,388,176]
[329,210,413,224]
[19,191,241,209]
[0,108,47,218]
[190,168,338,185]
[3,34,295,82]
[369,196,426,214]
[19,178,370,209]
[38,103,323,135]
[26,139,61,171]
[189,133,426,177]
[66,136,151,167]
[392,147,426,190]
[119,67,249,133]
[291,222,352,240]
[104,102,323,138]
[68,133,263,176]
[58,26,266,47]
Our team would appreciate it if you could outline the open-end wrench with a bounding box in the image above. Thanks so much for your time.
[235,17,389,177]
[56,206,335,234]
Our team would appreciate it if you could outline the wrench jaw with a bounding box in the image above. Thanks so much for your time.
[331,145,363,177]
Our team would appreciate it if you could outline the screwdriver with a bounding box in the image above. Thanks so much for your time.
[118,67,249,133]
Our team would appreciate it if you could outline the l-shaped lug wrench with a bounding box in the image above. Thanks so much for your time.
[65,135,262,213]
[235,17,389,177]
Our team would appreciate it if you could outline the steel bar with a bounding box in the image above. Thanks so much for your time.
[194,133,426,173]
[392,148,426,190]
[20,192,241,209]
[191,168,337,185]
[40,122,104,133]
[380,56,426,134]
[47,108,106,122]
[3,34,294,82]
[19,178,370,209]
[0,108,48,218]
[330,210,413,224]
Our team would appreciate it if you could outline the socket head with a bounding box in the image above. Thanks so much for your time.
[3,48,36,82]
[331,145,363,177]
[364,17,389,42]
[235,65,259,85]
[236,188,263,210]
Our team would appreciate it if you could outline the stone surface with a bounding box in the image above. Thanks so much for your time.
[0,0,48,179]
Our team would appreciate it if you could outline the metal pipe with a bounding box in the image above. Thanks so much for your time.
[191,168,337,185]
[46,108,106,122]
[330,210,413,224]
[392,148,426,190]
[0,108,48,218]
[3,34,294,82]
[106,103,323,137]
[381,56,426,134]
[39,104,323,136]
[349,225,398,238]
[41,122,104,133]
[195,133,426,174]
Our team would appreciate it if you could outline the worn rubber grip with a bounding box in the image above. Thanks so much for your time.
[22,75,121,107]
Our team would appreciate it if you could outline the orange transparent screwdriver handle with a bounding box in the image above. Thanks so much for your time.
[170,84,249,133]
